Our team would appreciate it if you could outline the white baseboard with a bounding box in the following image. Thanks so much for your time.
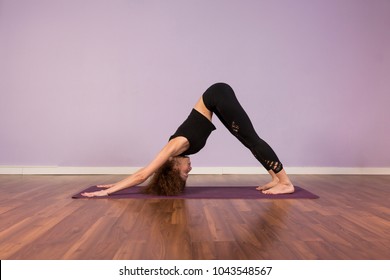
[0,166,389,175]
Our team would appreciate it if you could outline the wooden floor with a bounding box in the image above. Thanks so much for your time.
[0,174,389,260]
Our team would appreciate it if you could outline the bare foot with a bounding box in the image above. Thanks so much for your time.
[262,182,294,195]
[256,179,278,191]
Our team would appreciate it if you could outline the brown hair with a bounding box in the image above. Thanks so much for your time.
[141,158,186,196]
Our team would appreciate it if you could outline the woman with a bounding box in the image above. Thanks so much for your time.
[82,83,294,197]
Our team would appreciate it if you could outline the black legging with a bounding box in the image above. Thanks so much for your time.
[202,83,283,173]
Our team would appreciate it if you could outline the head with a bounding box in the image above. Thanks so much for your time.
[174,155,192,180]
[142,156,192,196]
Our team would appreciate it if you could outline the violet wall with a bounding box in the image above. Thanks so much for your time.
[1,0,389,169]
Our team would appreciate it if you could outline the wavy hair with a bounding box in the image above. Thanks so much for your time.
[141,157,186,196]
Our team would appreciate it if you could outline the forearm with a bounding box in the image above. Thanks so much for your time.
[106,170,147,195]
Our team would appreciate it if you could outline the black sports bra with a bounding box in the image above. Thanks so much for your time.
[169,109,216,156]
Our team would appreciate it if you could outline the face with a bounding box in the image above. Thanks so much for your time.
[174,156,192,181]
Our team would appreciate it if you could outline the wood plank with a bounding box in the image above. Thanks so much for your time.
[0,174,389,259]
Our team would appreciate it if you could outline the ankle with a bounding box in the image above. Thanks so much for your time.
[268,171,279,182]
[272,177,279,183]
[282,181,293,186]
[274,169,292,184]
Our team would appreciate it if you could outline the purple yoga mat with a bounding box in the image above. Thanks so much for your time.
[72,186,319,199]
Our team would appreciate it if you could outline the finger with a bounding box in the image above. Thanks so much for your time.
[82,192,94,197]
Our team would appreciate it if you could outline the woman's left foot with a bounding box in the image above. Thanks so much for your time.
[262,182,294,194]
[256,180,278,191]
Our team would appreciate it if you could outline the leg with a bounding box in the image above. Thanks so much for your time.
[202,83,294,194]
[203,83,283,172]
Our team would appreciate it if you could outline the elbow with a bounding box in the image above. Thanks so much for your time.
[134,171,148,185]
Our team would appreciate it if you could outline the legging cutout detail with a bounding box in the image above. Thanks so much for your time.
[202,83,283,173]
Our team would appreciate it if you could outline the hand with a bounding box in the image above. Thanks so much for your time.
[97,184,115,189]
[81,190,109,197]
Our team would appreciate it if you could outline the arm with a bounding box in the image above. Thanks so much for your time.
[81,137,189,197]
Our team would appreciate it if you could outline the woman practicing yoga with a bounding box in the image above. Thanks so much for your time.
[82,83,294,197]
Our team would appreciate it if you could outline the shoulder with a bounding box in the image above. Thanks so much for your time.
[139,137,190,178]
